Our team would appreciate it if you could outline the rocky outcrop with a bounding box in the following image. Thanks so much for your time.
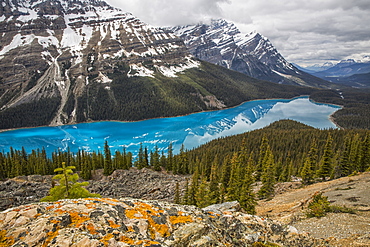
[0,198,329,246]
[0,168,188,212]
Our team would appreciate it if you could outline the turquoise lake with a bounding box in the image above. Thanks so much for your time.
[0,97,340,155]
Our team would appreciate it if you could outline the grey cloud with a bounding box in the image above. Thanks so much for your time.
[106,0,370,66]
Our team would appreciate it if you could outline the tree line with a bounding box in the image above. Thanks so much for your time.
[0,120,369,214]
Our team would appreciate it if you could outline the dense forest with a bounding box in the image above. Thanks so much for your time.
[310,87,370,129]
[1,120,369,213]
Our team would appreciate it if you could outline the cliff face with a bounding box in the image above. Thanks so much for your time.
[0,198,328,246]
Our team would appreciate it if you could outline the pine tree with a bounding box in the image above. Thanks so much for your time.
[301,140,318,184]
[80,151,92,180]
[177,144,188,174]
[239,155,256,214]
[196,177,210,208]
[41,162,101,202]
[182,179,190,205]
[359,134,370,171]
[136,143,146,169]
[258,146,276,199]
[208,162,220,204]
[152,145,161,171]
[336,136,351,178]
[256,135,269,181]
[166,142,174,171]
[317,134,333,181]
[174,182,181,204]
[226,152,242,201]
[188,168,199,205]
[103,140,113,176]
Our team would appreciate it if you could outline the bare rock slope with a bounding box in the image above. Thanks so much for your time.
[257,172,370,247]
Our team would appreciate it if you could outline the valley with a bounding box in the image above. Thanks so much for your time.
[0,0,369,246]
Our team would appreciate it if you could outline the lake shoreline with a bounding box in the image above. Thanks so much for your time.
[0,95,322,134]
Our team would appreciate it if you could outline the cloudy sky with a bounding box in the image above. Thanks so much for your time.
[106,0,370,66]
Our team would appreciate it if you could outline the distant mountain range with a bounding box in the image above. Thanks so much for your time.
[0,0,318,129]
[170,19,332,88]
[298,59,370,88]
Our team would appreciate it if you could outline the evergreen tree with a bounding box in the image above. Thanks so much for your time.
[226,152,242,201]
[301,140,318,184]
[359,134,370,171]
[103,140,113,176]
[166,142,174,171]
[182,179,190,205]
[196,177,210,208]
[41,162,101,202]
[144,147,149,168]
[188,168,200,205]
[80,151,92,180]
[174,182,181,204]
[177,144,188,174]
[258,146,276,199]
[349,134,361,172]
[317,134,333,181]
[208,162,220,204]
[136,143,146,169]
[152,145,161,171]
[219,155,231,202]
[239,155,256,214]
[256,135,269,181]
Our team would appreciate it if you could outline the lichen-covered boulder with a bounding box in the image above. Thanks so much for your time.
[0,198,329,246]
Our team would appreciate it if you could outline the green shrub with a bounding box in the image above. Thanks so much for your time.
[41,162,101,202]
[306,192,330,218]
[306,192,356,218]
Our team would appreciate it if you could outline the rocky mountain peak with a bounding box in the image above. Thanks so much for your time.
[170,19,331,88]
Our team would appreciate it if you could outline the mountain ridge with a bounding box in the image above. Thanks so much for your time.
[170,19,333,88]
[0,0,319,130]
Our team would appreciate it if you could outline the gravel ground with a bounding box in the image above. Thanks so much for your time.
[256,172,370,246]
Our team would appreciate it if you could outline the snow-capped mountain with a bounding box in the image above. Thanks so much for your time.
[300,62,337,73]
[313,59,370,78]
[0,0,201,126]
[170,19,331,88]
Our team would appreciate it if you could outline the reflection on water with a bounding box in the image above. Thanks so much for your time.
[0,97,340,155]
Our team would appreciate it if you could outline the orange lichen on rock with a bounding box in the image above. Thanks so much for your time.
[99,233,114,246]
[120,236,161,246]
[125,202,170,238]
[0,230,14,246]
[108,219,120,229]
[49,219,61,224]
[69,212,90,227]
[169,215,193,225]
[86,223,99,235]
[42,229,59,247]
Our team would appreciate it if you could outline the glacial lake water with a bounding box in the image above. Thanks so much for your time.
[0,97,340,155]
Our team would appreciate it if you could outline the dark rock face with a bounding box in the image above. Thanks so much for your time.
[0,198,330,246]
[171,19,332,88]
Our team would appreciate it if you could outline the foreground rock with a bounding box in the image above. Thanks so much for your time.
[0,199,328,246]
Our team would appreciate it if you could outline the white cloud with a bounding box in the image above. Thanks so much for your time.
[106,0,370,66]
